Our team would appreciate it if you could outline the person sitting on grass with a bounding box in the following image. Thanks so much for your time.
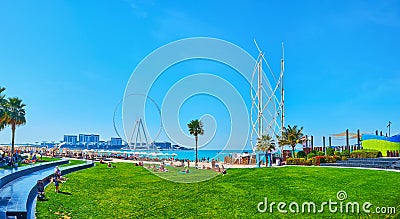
[152,165,159,172]
[221,165,227,175]
[181,168,189,173]
[108,162,112,168]
[159,163,169,172]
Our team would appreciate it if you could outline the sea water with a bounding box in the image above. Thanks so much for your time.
[109,149,253,161]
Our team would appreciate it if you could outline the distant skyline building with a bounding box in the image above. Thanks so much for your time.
[110,137,123,148]
[63,135,77,145]
[58,134,184,150]
[78,134,99,145]
[154,141,172,150]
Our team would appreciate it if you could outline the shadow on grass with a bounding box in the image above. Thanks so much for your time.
[58,191,72,195]
[37,198,49,202]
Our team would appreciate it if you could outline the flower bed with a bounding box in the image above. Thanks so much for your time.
[286,155,338,166]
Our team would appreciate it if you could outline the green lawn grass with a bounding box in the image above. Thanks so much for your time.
[39,157,61,162]
[145,164,219,183]
[62,159,86,167]
[36,163,400,218]
[0,156,61,170]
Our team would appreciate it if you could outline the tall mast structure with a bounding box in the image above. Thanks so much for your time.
[250,41,285,153]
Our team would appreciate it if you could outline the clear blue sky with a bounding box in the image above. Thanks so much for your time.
[0,0,399,148]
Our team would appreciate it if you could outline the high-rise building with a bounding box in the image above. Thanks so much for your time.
[110,137,123,148]
[63,135,77,145]
[78,134,100,145]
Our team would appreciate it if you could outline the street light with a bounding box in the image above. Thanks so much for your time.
[387,121,392,137]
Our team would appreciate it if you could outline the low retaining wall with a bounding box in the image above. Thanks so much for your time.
[0,159,68,189]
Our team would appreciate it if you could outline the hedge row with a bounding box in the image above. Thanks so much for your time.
[350,149,382,158]
[286,156,338,166]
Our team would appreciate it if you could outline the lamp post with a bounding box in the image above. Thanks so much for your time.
[305,135,308,153]
[387,121,392,137]
[311,135,314,151]
[346,129,349,150]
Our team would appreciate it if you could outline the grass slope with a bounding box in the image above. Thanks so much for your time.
[36,163,400,218]
[362,139,400,156]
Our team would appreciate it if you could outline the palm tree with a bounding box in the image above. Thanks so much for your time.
[4,97,26,155]
[281,125,304,158]
[256,134,276,166]
[276,134,288,158]
[0,87,7,131]
[187,119,204,167]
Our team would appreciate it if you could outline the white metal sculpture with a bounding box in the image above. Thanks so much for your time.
[250,41,285,154]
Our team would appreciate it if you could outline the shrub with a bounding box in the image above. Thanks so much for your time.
[325,156,337,163]
[286,158,295,165]
[305,159,313,166]
[350,149,382,158]
[286,158,307,165]
[297,151,306,158]
[307,152,316,159]
[341,150,350,157]
[317,156,326,163]
[317,151,325,156]
[334,151,341,156]
[303,156,337,166]
[312,156,326,165]
[310,157,318,165]
[326,147,335,156]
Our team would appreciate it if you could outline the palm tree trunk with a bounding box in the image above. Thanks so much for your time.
[292,146,295,158]
[11,123,16,155]
[265,154,268,167]
[195,135,198,167]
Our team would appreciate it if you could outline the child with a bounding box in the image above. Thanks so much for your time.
[52,175,60,192]
[55,166,61,178]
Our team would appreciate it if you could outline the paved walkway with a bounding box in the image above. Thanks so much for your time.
[0,165,58,218]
